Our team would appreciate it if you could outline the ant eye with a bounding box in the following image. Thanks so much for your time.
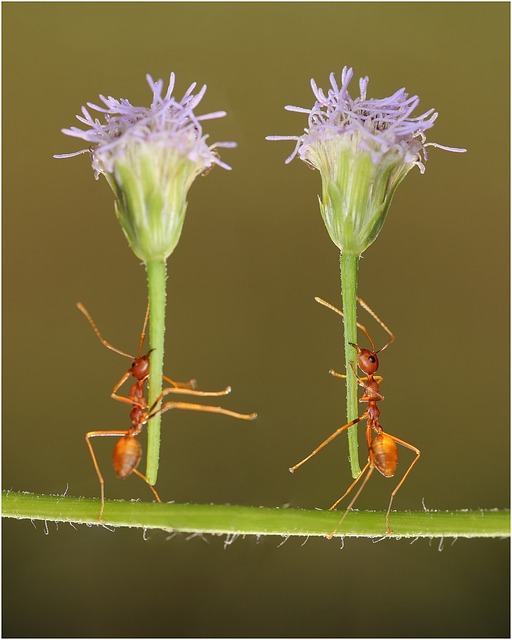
[369,356,376,363]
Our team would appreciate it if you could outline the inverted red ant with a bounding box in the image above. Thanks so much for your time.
[289,296,420,535]
[77,302,257,517]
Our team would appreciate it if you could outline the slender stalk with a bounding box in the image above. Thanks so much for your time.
[340,252,361,478]
[145,258,167,485]
[2,492,509,539]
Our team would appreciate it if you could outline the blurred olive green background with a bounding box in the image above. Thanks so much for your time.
[3,2,509,638]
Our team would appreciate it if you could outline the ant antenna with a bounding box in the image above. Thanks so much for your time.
[356,297,395,353]
[314,297,375,351]
[138,302,150,358]
[77,302,135,360]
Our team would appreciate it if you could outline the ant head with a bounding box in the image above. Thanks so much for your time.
[350,343,379,375]
[131,353,150,381]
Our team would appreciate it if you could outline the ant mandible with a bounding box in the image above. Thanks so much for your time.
[77,302,257,517]
[289,296,420,535]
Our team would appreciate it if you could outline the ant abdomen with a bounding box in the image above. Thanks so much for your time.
[372,433,398,478]
[113,435,142,479]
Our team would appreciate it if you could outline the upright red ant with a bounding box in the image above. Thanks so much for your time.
[77,302,257,517]
[289,296,420,535]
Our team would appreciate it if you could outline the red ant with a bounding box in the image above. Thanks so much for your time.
[77,302,257,517]
[289,296,420,535]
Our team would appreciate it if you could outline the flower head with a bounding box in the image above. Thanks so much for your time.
[56,74,235,262]
[268,67,466,255]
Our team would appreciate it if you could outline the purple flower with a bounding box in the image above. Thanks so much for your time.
[55,74,236,262]
[268,66,465,172]
[267,67,466,254]
[56,73,235,177]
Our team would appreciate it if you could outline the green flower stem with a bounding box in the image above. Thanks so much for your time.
[2,492,509,539]
[145,258,167,486]
[340,251,361,478]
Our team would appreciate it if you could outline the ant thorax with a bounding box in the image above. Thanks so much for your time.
[366,402,381,425]
[360,377,380,402]
[129,381,145,406]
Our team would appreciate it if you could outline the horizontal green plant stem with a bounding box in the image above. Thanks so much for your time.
[2,492,509,539]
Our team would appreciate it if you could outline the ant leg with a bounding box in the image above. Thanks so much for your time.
[158,384,232,399]
[132,469,162,503]
[289,415,367,473]
[111,369,200,407]
[328,424,372,509]
[162,374,198,390]
[330,367,384,400]
[85,430,128,519]
[330,371,383,385]
[327,464,375,539]
[145,385,233,415]
[111,372,199,409]
[328,460,371,511]
[110,370,139,407]
[381,432,421,534]
[148,400,257,422]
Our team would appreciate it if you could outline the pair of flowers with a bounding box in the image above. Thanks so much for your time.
[56,68,465,265]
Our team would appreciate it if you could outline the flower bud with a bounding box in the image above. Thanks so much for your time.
[56,74,235,262]
[268,67,466,255]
